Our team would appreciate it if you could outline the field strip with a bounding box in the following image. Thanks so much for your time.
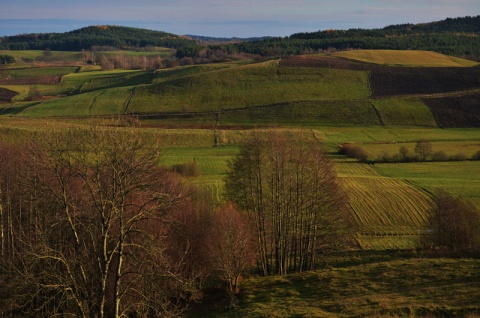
[372,88,480,100]
[335,160,433,231]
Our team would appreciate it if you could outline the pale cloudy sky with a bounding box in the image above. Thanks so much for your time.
[1,0,479,37]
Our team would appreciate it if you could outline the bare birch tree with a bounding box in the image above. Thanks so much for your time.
[225,132,350,276]
[0,125,198,317]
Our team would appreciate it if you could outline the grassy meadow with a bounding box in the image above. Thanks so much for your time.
[193,257,480,317]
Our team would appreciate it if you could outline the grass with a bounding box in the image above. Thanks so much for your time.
[4,66,78,78]
[20,86,134,116]
[137,100,383,127]
[191,257,480,317]
[334,50,477,67]
[371,97,438,127]
[128,61,370,114]
[159,146,239,200]
[375,161,480,206]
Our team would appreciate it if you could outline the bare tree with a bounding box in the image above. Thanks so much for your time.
[414,140,433,161]
[225,132,350,276]
[423,189,480,252]
[0,125,199,317]
[208,203,255,306]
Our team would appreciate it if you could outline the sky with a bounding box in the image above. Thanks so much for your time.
[1,0,479,38]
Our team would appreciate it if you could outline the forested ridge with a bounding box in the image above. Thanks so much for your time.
[0,25,196,51]
[218,15,480,59]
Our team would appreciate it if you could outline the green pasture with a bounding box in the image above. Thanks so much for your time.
[375,161,480,206]
[0,50,46,61]
[152,62,247,84]
[0,50,82,66]
[79,70,154,92]
[137,100,383,127]
[4,66,78,78]
[128,62,370,114]
[63,69,146,90]
[20,86,134,116]
[371,97,437,126]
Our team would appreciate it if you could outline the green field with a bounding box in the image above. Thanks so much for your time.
[376,161,480,206]
[371,97,437,126]
[128,61,370,113]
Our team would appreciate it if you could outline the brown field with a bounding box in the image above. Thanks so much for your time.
[0,87,19,102]
[370,67,480,97]
[422,93,480,128]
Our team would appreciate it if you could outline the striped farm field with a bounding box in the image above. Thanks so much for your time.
[376,161,480,206]
[20,86,133,116]
[335,160,433,249]
[333,50,476,67]
[127,61,370,114]
[61,69,146,93]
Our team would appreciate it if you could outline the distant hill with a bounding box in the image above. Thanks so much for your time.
[0,25,196,51]
[216,16,480,59]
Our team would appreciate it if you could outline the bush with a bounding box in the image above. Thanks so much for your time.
[471,150,480,160]
[423,189,480,252]
[431,151,448,161]
[339,143,369,162]
[449,153,467,161]
[171,160,200,177]
[0,54,15,64]
[414,140,432,161]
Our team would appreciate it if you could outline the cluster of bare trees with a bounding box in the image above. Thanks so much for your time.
[226,133,351,276]
[99,54,165,70]
[0,125,253,316]
[423,189,480,252]
[1,127,355,315]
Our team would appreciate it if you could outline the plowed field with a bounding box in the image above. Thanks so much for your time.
[0,87,18,102]
[422,93,480,128]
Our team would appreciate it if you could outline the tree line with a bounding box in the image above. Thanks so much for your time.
[339,140,480,164]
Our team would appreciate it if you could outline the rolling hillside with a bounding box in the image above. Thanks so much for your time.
[2,50,478,129]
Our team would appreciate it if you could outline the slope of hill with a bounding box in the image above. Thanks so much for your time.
[191,256,480,317]
[0,25,196,51]
[3,50,479,128]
